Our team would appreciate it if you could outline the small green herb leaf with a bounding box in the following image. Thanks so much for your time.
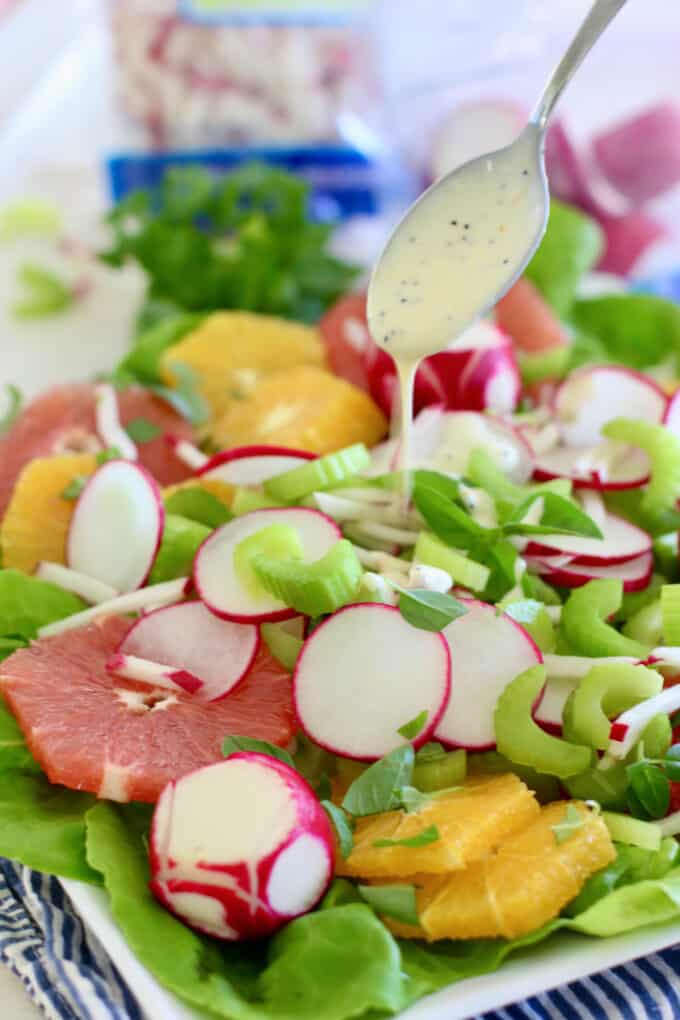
[125,417,162,443]
[222,735,295,769]
[413,483,491,548]
[61,477,86,501]
[149,362,209,426]
[551,803,586,845]
[358,884,419,926]
[322,801,354,859]
[12,264,75,319]
[663,745,680,782]
[0,384,22,434]
[505,493,603,539]
[373,824,440,849]
[342,746,414,817]
[398,710,429,741]
[96,447,122,466]
[396,588,468,633]
[626,761,671,819]
[164,486,233,528]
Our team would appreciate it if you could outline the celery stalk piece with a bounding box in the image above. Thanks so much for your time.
[570,662,663,751]
[561,579,651,659]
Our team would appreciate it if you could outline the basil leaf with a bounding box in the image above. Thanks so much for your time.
[412,470,461,502]
[398,786,430,813]
[149,362,209,426]
[413,483,491,549]
[96,446,122,466]
[396,588,468,633]
[222,735,295,769]
[505,492,603,539]
[663,745,680,782]
[415,742,446,763]
[627,762,670,819]
[342,746,414,817]
[397,710,429,741]
[125,417,162,443]
[551,803,585,845]
[358,884,419,926]
[322,801,354,859]
[61,477,87,501]
[373,824,440,849]
[316,773,332,801]
[0,384,22,434]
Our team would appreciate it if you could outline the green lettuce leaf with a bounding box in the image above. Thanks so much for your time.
[0,696,40,772]
[117,313,204,385]
[148,514,211,584]
[525,200,603,316]
[0,569,85,641]
[571,293,680,372]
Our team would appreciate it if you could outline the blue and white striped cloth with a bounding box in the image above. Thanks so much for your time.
[1,856,679,1020]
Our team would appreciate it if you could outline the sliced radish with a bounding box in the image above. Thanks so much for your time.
[553,366,667,448]
[663,389,680,438]
[197,446,316,486]
[529,437,650,491]
[293,603,450,761]
[528,552,654,593]
[429,100,526,180]
[533,675,578,735]
[597,210,667,277]
[150,753,333,940]
[94,383,138,461]
[592,103,680,205]
[117,601,259,702]
[194,508,341,624]
[37,578,188,638]
[67,460,165,593]
[35,562,119,604]
[165,435,210,471]
[524,511,651,566]
[544,119,592,209]
[606,684,680,761]
[433,599,542,751]
[392,407,533,484]
[107,652,204,695]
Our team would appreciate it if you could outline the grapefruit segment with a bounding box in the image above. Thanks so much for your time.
[0,616,295,803]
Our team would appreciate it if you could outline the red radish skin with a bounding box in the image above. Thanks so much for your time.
[194,508,342,624]
[530,440,650,492]
[545,120,592,209]
[67,460,165,594]
[663,390,680,438]
[495,278,569,353]
[596,210,667,277]
[149,753,333,940]
[592,103,680,205]
[118,601,260,702]
[293,603,451,762]
[524,512,651,567]
[527,551,654,594]
[434,599,543,751]
[196,445,316,485]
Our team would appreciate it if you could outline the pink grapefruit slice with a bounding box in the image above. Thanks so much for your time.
[0,616,295,803]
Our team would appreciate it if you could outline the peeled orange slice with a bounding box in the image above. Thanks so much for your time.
[208,366,388,455]
[1,454,97,573]
[161,311,326,419]
[337,774,539,880]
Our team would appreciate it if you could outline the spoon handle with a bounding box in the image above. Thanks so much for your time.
[530,0,627,130]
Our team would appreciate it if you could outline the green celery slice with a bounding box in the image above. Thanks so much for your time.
[264,445,370,502]
[561,579,651,659]
[252,539,362,616]
[413,531,490,592]
[570,662,662,751]
[661,584,680,645]
[622,599,663,647]
[233,524,304,597]
[412,747,466,792]
[231,487,280,515]
[602,812,662,852]
[603,417,680,515]
[261,622,303,672]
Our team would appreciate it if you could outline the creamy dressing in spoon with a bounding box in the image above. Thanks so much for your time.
[367,126,546,486]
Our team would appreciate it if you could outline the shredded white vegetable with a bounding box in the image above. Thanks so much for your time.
[94,384,138,460]
[37,579,188,638]
[35,562,119,605]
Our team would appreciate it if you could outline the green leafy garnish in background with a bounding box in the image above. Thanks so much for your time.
[0,383,22,434]
[525,199,603,317]
[222,734,296,769]
[101,163,360,325]
[12,264,75,319]
[125,417,162,443]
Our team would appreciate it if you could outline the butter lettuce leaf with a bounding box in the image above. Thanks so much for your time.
[571,293,680,372]
[525,200,603,316]
[0,569,85,642]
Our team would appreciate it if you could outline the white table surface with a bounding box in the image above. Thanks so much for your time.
[1,967,41,1019]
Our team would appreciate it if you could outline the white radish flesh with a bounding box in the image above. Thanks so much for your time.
[530,552,654,593]
[530,437,650,491]
[434,599,542,750]
[107,652,203,695]
[94,384,138,461]
[35,562,119,604]
[194,508,341,624]
[67,461,164,593]
[607,685,680,760]
[554,367,667,448]
[524,511,651,566]
[197,445,315,485]
[533,675,579,735]
[118,601,259,701]
[293,603,450,760]
[149,754,333,940]
[37,578,188,638]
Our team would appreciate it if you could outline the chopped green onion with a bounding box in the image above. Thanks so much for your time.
[234,524,304,598]
[494,665,592,779]
[264,444,370,502]
[603,417,680,515]
[413,531,490,592]
[569,662,662,751]
[252,539,362,616]
[661,584,680,645]
[551,803,586,845]
[561,579,651,659]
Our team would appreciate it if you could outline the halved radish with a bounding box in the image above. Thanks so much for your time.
[149,753,334,940]
[524,511,651,566]
[117,601,259,702]
[293,603,450,761]
[392,407,534,484]
[197,446,316,486]
[194,508,341,624]
[527,551,653,594]
[67,460,164,593]
[434,599,542,750]
[553,366,667,448]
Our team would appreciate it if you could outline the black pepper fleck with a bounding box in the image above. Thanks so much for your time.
[503,258,510,264]
[464,223,470,230]
[450,219,458,225]
[522,169,529,176]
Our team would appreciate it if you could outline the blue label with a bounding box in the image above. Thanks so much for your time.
[107,145,383,221]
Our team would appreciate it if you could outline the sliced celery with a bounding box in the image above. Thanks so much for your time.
[494,665,593,779]
[233,524,304,597]
[413,531,490,592]
[622,599,663,647]
[661,584,680,645]
[261,622,303,672]
[561,579,651,659]
[518,346,569,386]
[602,812,662,852]
[231,488,280,516]
[501,598,556,653]
[522,571,563,606]
[613,573,665,624]
[466,448,522,503]
[653,534,679,581]
[264,445,370,502]
[412,746,466,792]
[603,417,680,515]
[149,514,210,585]
[640,712,672,759]
[252,539,362,616]
[570,662,662,751]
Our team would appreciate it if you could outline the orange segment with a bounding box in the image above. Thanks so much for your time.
[208,366,388,455]
[412,801,615,941]
[336,774,539,879]
[160,311,326,419]
[1,454,97,573]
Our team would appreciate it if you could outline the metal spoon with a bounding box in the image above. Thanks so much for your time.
[367,0,627,362]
